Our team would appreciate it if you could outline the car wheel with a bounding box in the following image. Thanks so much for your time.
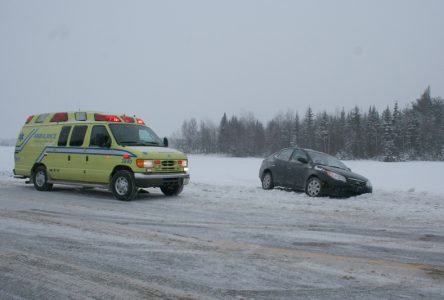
[160,183,184,196]
[306,177,322,197]
[111,170,137,201]
[262,172,274,190]
[32,166,53,191]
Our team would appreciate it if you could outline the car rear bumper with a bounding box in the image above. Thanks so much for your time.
[134,172,190,188]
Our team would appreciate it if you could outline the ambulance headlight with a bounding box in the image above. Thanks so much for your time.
[136,159,153,168]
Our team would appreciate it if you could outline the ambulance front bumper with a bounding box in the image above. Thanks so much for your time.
[134,172,190,188]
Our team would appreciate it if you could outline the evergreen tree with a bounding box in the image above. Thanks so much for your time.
[218,113,230,154]
[303,107,314,149]
[381,107,396,161]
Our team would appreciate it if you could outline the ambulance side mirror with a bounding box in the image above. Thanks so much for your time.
[163,137,169,147]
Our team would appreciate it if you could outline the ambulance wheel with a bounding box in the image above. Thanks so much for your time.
[160,183,183,196]
[33,166,53,191]
[111,170,137,201]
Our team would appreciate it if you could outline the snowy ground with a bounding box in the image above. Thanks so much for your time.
[1,146,443,299]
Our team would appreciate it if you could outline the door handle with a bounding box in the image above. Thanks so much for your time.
[68,155,71,161]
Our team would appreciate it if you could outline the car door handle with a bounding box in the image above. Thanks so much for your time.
[86,156,89,162]
[68,155,71,161]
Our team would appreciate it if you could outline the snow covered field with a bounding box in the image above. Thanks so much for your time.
[1,146,443,299]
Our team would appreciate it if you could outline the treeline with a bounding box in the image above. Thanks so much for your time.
[170,87,444,161]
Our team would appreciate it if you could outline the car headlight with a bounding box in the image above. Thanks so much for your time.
[136,159,153,168]
[325,170,346,182]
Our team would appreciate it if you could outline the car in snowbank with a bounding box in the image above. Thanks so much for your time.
[259,147,372,197]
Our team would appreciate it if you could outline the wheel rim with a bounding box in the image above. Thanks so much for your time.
[115,177,129,195]
[35,170,46,187]
[307,180,320,196]
[263,174,271,188]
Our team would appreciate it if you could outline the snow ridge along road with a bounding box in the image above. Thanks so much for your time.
[1,147,443,299]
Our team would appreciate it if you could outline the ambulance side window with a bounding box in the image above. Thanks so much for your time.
[90,125,111,148]
[58,126,71,146]
[69,126,88,147]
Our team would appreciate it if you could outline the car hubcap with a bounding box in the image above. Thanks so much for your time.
[115,177,129,195]
[36,171,45,187]
[308,180,320,196]
[263,174,271,188]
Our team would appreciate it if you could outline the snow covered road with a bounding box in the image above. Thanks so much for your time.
[1,147,443,299]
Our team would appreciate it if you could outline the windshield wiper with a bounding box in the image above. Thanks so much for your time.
[140,141,160,146]
[119,141,139,145]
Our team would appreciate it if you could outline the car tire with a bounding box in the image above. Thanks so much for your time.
[160,183,184,196]
[32,166,53,191]
[262,172,274,190]
[111,170,137,201]
[306,177,322,197]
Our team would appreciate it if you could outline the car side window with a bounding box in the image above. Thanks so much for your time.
[58,126,71,146]
[90,125,111,148]
[276,148,294,161]
[291,149,308,163]
[69,125,88,147]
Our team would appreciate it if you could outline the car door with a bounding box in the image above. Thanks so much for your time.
[286,149,310,189]
[84,125,114,183]
[273,148,294,187]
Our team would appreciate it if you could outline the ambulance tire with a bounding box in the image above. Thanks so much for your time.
[160,183,184,196]
[32,166,53,191]
[111,170,137,201]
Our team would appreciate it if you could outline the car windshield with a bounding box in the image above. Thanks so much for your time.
[109,124,162,146]
[307,151,348,170]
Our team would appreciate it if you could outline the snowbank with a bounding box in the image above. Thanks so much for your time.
[2,146,443,194]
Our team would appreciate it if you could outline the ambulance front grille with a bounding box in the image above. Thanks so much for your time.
[160,160,175,170]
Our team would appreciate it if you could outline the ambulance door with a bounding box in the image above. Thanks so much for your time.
[66,125,88,181]
[84,125,113,183]
[49,125,72,180]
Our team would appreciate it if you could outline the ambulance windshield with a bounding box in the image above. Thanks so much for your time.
[109,124,163,146]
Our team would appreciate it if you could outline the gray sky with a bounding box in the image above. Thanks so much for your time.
[1,0,443,139]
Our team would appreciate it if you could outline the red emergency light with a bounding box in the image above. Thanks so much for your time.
[121,116,135,123]
[25,115,34,124]
[94,114,121,122]
[50,112,68,122]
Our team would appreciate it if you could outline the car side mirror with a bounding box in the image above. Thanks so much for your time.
[163,137,169,147]
[297,157,308,164]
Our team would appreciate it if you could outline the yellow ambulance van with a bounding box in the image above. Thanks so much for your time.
[13,112,189,201]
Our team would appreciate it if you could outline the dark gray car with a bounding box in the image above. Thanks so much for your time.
[259,147,372,197]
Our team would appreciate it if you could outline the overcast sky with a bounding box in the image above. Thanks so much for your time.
[1,0,443,139]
